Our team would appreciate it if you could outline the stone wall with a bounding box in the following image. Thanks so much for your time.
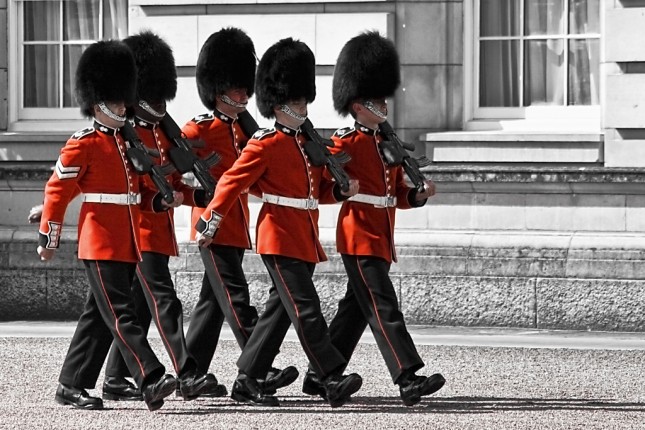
[5,164,645,332]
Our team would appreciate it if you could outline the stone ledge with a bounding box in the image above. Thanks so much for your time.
[422,131,602,143]
[4,227,645,331]
[424,164,645,184]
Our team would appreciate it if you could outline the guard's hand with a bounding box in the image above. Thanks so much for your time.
[28,204,43,224]
[340,179,359,197]
[416,180,436,201]
[196,231,213,248]
[162,191,184,208]
[37,246,55,261]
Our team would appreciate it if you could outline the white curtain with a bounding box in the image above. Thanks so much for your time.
[479,0,520,107]
[23,0,127,108]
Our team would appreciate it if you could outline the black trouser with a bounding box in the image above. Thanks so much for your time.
[184,245,258,374]
[105,252,196,379]
[58,260,164,389]
[237,255,346,380]
[325,254,424,383]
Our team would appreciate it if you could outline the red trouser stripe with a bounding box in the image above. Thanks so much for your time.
[355,256,403,370]
[95,261,146,379]
[207,248,248,340]
[137,264,180,374]
[272,256,324,373]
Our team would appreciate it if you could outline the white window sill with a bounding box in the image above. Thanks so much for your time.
[9,120,90,134]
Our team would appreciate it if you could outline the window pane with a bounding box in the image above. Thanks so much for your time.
[569,0,600,34]
[103,0,128,40]
[63,0,100,41]
[480,0,520,37]
[63,45,87,108]
[24,45,59,108]
[24,2,60,42]
[524,39,564,106]
[568,39,599,105]
[525,0,564,36]
[480,40,520,107]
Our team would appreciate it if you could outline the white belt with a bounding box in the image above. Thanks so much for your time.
[262,193,319,210]
[82,193,141,205]
[348,193,397,208]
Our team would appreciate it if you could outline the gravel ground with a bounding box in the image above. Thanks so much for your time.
[1,337,644,429]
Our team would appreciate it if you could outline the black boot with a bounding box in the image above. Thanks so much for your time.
[176,373,227,398]
[142,374,177,411]
[102,376,143,401]
[323,373,362,408]
[230,373,279,407]
[178,370,222,401]
[55,383,103,410]
[260,366,299,395]
[397,372,445,406]
[302,369,326,399]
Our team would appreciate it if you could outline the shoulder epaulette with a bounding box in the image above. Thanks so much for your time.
[252,127,277,140]
[71,127,95,140]
[192,113,214,124]
[333,126,356,139]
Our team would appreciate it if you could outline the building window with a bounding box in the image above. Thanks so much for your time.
[470,0,601,130]
[12,0,127,125]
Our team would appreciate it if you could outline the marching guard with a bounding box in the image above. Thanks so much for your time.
[302,31,446,407]
[101,31,221,402]
[38,40,177,411]
[182,28,297,396]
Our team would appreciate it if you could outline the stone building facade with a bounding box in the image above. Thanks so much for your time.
[2,0,645,331]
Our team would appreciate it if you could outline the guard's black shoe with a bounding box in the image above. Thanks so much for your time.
[398,373,446,406]
[324,373,362,408]
[260,366,299,395]
[142,374,177,411]
[230,373,279,407]
[55,383,103,410]
[302,369,327,400]
[179,371,223,401]
[176,373,227,398]
[102,376,143,401]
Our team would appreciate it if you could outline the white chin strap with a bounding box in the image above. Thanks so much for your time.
[138,100,165,119]
[280,104,307,122]
[221,95,248,109]
[98,102,126,122]
[363,100,387,119]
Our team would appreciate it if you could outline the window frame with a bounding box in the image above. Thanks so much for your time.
[464,0,603,132]
[8,0,115,131]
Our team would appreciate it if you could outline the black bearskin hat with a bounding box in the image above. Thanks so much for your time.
[196,27,256,110]
[123,31,177,103]
[75,40,137,118]
[255,38,316,119]
[332,31,400,116]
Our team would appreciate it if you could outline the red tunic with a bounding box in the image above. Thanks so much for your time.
[133,117,200,256]
[330,124,419,263]
[39,122,156,263]
[201,124,341,263]
[182,111,251,249]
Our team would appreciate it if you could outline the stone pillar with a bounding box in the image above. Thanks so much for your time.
[604,2,645,166]
[0,0,8,131]
[393,0,463,144]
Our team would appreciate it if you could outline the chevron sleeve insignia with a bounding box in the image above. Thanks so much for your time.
[55,157,81,180]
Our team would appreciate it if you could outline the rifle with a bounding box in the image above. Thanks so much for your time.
[120,121,176,205]
[159,114,221,200]
[377,120,431,193]
[300,118,351,193]
[237,110,260,141]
